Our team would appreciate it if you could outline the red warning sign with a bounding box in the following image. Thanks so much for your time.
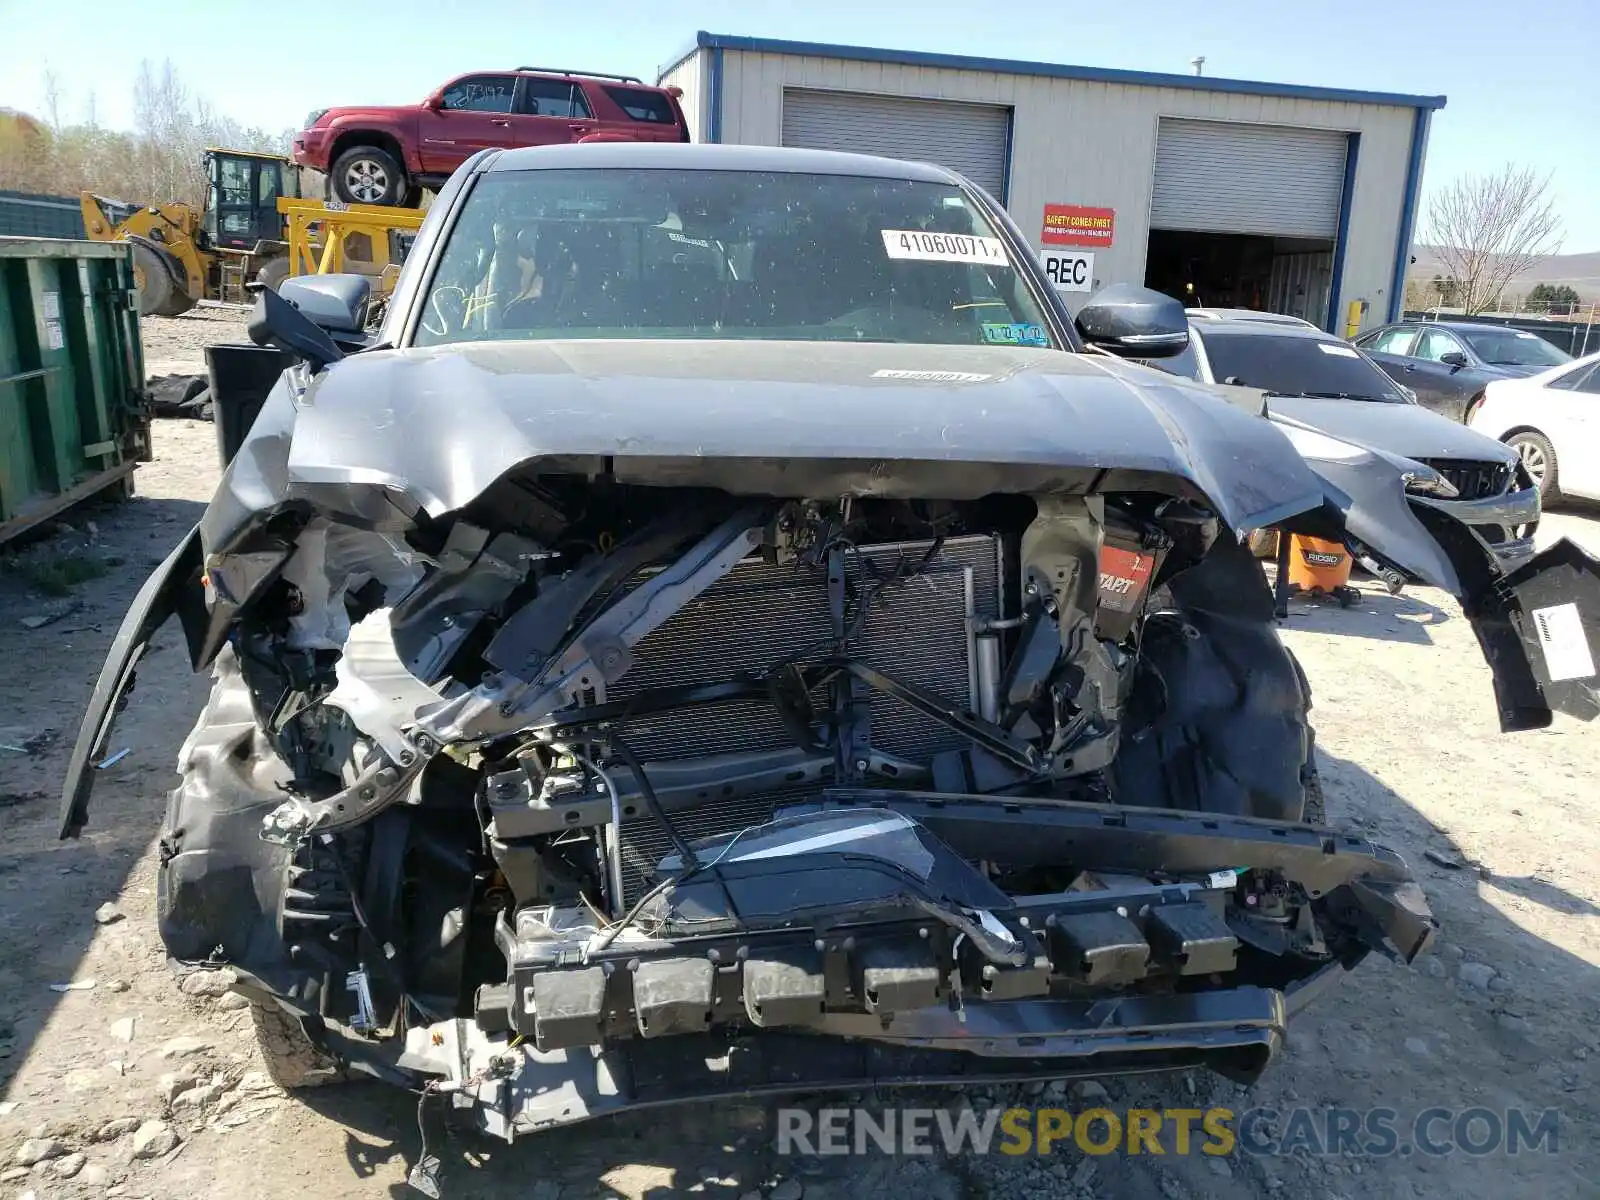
[1042,204,1116,248]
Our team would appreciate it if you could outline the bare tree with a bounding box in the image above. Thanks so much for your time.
[1421,165,1563,315]
[1,59,290,206]
[42,67,65,132]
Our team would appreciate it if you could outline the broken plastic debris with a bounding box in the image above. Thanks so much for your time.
[95,747,132,769]
[407,1154,443,1198]
[49,979,96,992]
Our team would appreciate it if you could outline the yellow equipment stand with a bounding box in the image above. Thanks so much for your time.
[276,197,427,302]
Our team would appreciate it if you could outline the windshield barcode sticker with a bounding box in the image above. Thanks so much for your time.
[881,230,1010,266]
[1531,603,1595,682]
[1317,343,1359,357]
[872,369,994,383]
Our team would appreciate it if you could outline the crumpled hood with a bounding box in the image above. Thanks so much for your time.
[281,339,1325,535]
[1263,395,1518,464]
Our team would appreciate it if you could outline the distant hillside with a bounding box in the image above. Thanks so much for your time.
[1409,246,1600,304]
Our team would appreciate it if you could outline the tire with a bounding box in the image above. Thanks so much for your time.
[255,256,290,292]
[1507,430,1561,504]
[156,288,197,318]
[248,1000,349,1090]
[129,242,175,316]
[331,145,406,206]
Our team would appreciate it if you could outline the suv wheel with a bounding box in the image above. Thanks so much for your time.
[332,145,405,206]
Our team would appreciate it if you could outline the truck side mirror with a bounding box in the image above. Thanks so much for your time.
[248,286,345,373]
[1074,284,1190,358]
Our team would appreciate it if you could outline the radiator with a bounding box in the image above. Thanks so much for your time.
[606,534,1004,901]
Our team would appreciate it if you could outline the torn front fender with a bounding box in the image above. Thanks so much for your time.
[1278,423,1600,731]
[59,527,208,838]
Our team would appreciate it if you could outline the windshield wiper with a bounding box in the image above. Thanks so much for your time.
[1273,390,1399,403]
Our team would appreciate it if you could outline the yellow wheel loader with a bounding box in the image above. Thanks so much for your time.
[81,148,297,316]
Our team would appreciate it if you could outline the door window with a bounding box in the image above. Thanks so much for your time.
[256,161,281,207]
[219,157,252,208]
[603,86,675,124]
[440,75,517,113]
[1551,362,1600,394]
[1363,327,1418,356]
[1416,329,1467,363]
[522,79,593,119]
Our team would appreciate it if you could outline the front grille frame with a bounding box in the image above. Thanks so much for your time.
[1419,458,1513,502]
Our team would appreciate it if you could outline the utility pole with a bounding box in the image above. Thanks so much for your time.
[1192,56,1206,76]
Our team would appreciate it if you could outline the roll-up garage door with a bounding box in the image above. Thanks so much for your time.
[781,89,1011,199]
[1150,118,1348,239]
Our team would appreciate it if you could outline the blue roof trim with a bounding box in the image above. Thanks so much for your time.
[1388,109,1430,323]
[693,31,1448,111]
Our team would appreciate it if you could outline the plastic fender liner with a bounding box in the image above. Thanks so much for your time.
[58,527,207,838]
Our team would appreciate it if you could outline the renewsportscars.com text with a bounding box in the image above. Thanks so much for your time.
[776,1106,1561,1159]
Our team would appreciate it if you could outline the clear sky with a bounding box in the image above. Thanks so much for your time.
[3,0,1595,249]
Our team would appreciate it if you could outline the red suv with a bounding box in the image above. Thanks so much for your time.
[292,67,690,206]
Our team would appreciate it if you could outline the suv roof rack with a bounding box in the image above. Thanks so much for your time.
[513,66,645,84]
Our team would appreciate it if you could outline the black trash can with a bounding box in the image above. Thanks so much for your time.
[205,344,295,467]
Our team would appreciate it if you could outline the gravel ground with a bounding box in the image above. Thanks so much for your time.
[0,312,1596,1199]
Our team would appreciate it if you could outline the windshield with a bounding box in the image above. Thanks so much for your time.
[1458,328,1571,368]
[411,169,1054,348]
[1202,331,1408,402]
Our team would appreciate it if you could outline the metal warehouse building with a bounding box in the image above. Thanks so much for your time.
[659,32,1446,333]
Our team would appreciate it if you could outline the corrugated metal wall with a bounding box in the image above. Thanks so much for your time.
[657,51,708,143]
[779,89,1011,197]
[1150,119,1348,238]
[0,191,86,240]
[708,48,1418,331]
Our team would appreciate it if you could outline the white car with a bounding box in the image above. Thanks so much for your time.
[1469,350,1600,503]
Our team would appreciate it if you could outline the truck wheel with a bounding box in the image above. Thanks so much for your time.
[332,146,405,206]
[255,257,290,292]
[248,1000,349,1090]
[130,242,175,316]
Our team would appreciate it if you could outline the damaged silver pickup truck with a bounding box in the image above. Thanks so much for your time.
[62,146,1600,1156]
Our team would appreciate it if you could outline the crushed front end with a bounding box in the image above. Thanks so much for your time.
[131,477,1447,1138]
[60,342,1600,1145]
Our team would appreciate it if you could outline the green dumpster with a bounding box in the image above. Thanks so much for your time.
[0,237,151,545]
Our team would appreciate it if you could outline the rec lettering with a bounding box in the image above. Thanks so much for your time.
[1044,256,1089,287]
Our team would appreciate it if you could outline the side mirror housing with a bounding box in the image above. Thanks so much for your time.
[424,90,444,111]
[277,274,372,334]
[1440,351,1469,370]
[248,285,346,372]
[1074,284,1190,358]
